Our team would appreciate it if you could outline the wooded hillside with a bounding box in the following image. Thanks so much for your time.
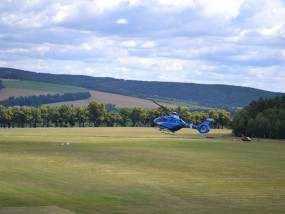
[0,67,283,109]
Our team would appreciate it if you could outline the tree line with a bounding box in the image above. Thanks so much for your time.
[0,92,91,107]
[0,101,232,129]
[232,96,285,139]
[0,80,4,89]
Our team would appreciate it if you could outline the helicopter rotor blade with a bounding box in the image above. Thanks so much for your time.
[152,100,171,114]
[179,115,188,122]
[152,99,191,123]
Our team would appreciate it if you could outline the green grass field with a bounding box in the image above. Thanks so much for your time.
[2,79,88,93]
[0,128,285,214]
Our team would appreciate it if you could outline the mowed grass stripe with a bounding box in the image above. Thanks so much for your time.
[0,128,285,213]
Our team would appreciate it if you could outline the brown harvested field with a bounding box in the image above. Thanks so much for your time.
[0,87,174,108]
[47,91,168,108]
[0,88,57,100]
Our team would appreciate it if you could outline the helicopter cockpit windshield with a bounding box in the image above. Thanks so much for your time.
[154,116,168,123]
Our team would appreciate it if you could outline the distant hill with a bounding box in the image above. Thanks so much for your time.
[0,67,283,109]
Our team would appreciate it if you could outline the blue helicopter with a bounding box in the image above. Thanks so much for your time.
[152,100,213,136]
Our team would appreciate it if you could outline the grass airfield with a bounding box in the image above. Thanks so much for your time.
[0,128,285,214]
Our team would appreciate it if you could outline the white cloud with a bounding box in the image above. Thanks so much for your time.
[199,0,245,20]
[141,41,155,49]
[0,0,284,92]
[0,61,8,66]
[122,40,136,47]
[116,56,185,72]
[52,6,70,23]
[36,45,50,56]
[116,18,129,24]
[92,0,126,12]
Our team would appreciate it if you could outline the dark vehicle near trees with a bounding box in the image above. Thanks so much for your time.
[241,136,251,141]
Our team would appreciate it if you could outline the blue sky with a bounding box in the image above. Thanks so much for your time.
[0,0,284,92]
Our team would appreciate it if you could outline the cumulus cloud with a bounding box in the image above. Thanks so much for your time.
[0,0,284,92]
[116,18,128,24]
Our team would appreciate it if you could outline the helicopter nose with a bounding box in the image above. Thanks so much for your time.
[154,117,161,123]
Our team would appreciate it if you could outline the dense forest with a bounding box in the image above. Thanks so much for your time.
[0,80,4,89]
[0,92,91,107]
[0,101,231,129]
[232,96,285,139]
[0,67,283,109]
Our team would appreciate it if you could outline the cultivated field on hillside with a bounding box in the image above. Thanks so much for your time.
[0,88,57,101]
[47,91,163,108]
[0,128,284,213]
[0,79,163,107]
[0,79,88,101]
[2,79,88,93]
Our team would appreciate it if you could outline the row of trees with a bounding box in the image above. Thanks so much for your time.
[0,101,232,129]
[0,92,91,107]
[232,96,285,139]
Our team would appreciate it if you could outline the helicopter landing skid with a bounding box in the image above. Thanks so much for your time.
[154,126,175,135]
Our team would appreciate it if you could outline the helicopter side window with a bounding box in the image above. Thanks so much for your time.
[158,117,167,122]
[175,118,182,123]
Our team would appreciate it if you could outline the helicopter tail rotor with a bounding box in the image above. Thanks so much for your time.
[191,118,213,136]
